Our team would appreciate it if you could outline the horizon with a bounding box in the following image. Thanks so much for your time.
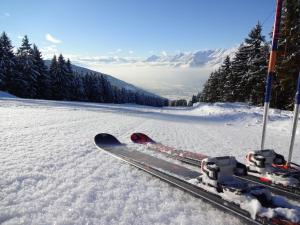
[1,0,276,99]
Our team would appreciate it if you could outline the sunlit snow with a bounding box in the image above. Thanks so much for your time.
[1,97,299,225]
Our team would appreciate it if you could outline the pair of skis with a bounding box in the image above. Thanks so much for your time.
[94,133,300,225]
[131,133,300,201]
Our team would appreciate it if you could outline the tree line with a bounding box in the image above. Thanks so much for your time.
[169,99,188,107]
[191,0,300,110]
[0,33,168,107]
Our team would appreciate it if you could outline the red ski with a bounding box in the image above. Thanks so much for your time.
[131,132,207,165]
[131,132,300,201]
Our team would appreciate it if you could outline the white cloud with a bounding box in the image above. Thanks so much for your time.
[17,35,23,39]
[129,50,134,54]
[45,33,62,44]
[161,51,167,56]
[4,12,10,17]
[70,55,140,65]
[40,45,59,58]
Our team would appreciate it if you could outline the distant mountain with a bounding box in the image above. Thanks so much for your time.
[144,48,237,68]
[58,47,238,69]
[44,60,165,100]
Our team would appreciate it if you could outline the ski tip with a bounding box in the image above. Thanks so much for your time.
[131,133,156,144]
[94,133,122,146]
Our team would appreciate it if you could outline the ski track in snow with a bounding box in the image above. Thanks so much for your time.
[0,98,299,225]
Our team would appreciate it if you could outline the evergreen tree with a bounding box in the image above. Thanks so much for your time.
[230,44,250,102]
[49,54,72,100]
[32,44,50,99]
[221,56,234,101]
[83,72,101,102]
[244,23,268,105]
[57,54,68,99]
[0,32,15,92]
[65,58,74,99]
[0,31,168,107]
[189,94,198,106]
[15,36,37,98]
[275,0,300,109]
[69,72,84,101]
[121,88,128,103]
[200,71,220,102]
[100,75,113,103]
[198,23,268,105]
[49,55,62,100]
[214,68,226,101]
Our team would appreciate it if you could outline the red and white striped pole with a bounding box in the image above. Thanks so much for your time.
[261,0,283,150]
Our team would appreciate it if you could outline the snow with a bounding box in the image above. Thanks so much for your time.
[0,91,16,99]
[0,98,300,225]
[144,47,237,69]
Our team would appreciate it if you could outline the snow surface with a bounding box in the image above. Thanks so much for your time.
[0,91,16,99]
[1,98,300,225]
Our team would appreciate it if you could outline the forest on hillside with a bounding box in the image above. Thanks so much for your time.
[0,34,168,107]
[191,0,300,110]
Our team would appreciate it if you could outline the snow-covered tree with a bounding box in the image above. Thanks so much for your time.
[49,55,62,99]
[200,71,220,102]
[83,72,102,102]
[15,36,37,98]
[244,23,268,105]
[275,0,300,109]
[230,44,250,102]
[199,23,268,105]
[49,54,72,100]
[0,32,15,92]
[65,58,74,99]
[221,56,234,101]
[100,75,113,103]
[32,44,50,99]
[69,72,84,101]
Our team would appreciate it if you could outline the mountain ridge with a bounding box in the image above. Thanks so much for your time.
[60,47,238,69]
[144,47,237,68]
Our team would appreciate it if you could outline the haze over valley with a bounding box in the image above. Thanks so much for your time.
[67,48,237,99]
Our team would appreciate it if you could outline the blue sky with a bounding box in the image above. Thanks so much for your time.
[1,0,276,97]
[1,0,275,57]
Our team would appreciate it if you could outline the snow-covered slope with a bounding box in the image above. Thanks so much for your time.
[145,48,237,68]
[1,98,299,225]
[0,91,17,98]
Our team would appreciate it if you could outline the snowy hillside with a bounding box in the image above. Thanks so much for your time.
[0,91,16,98]
[145,48,237,68]
[1,98,299,225]
[44,60,164,99]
